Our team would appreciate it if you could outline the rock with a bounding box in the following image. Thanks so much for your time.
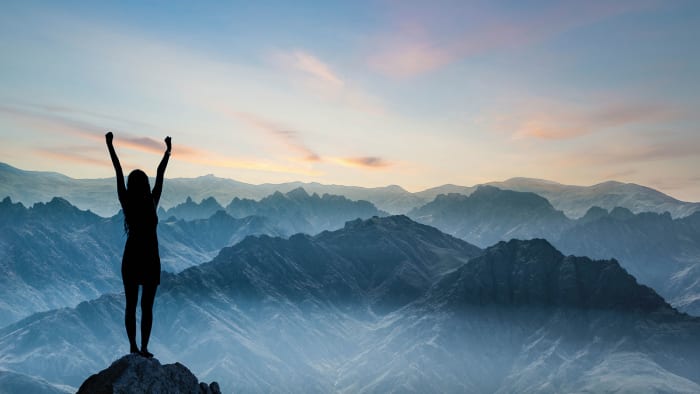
[77,354,221,394]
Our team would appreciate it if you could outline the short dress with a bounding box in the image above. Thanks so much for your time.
[121,199,161,286]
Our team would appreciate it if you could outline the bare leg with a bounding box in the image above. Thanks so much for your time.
[124,282,139,354]
[140,284,158,357]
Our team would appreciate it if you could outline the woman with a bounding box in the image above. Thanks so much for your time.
[106,131,171,358]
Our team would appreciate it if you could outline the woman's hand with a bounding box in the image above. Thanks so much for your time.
[106,132,114,145]
[164,136,172,153]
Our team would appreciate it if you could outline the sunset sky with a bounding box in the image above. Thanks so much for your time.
[1,0,699,200]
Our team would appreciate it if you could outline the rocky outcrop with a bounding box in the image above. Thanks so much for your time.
[77,354,220,394]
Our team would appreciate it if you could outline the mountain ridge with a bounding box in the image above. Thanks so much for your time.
[2,161,697,217]
[1,216,699,392]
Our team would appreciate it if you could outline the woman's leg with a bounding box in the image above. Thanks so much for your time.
[124,281,139,353]
[140,284,158,357]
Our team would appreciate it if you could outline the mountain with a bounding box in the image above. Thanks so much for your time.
[225,187,387,236]
[0,162,418,216]
[1,216,698,392]
[161,196,225,221]
[0,216,481,392]
[338,239,700,393]
[0,196,281,327]
[5,162,696,218]
[486,177,700,218]
[556,208,700,315]
[408,187,700,316]
[409,186,571,247]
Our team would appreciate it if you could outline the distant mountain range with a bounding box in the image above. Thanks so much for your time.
[163,187,386,236]
[1,216,698,393]
[0,186,386,327]
[2,162,698,218]
[410,185,700,316]
[0,196,280,327]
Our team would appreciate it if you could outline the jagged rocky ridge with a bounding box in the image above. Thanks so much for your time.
[0,188,384,327]
[0,196,280,327]
[77,354,220,394]
[0,216,698,392]
[409,185,700,315]
[161,187,387,236]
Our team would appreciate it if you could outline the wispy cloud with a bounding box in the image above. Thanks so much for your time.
[369,1,656,77]
[220,109,321,162]
[0,104,321,176]
[330,156,392,169]
[35,148,109,167]
[514,102,677,140]
[286,50,344,87]
[273,49,386,116]
[553,140,700,168]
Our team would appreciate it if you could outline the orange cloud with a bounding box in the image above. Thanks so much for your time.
[329,156,392,169]
[1,104,320,176]
[515,102,677,140]
[35,148,109,167]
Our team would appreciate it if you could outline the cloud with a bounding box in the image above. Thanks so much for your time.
[553,140,700,168]
[273,49,386,116]
[514,102,677,140]
[221,109,321,162]
[35,148,109,167]
[0,104,320,176]
[369,1,657,77]
[330,156,392,169]
[287,50,344,87]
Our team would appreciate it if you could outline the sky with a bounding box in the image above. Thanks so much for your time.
[1,0,699,200]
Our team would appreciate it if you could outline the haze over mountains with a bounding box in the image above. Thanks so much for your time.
[2,162,700,392]
[3,162,698,218]
[410,186,700,316]
[1,216,699,393]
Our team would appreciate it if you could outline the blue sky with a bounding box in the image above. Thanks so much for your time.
[1,0,699,200]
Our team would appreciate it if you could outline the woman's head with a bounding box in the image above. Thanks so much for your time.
[127,169,151,198]
[124,169,156,234]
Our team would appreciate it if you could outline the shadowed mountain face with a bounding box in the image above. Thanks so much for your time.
[0,187,387,327]
[1,216,699,393]
[0,196,281,327]
[409,186,700,316]
[409,186,571,247]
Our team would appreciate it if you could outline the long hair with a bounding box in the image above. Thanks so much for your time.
[124,169,157,235]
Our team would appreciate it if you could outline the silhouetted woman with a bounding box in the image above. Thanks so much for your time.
[106,131,171,358]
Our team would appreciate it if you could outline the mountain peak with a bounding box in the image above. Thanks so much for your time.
[77,354,221,394]
[286,187,310,199]
[439,238,671,312]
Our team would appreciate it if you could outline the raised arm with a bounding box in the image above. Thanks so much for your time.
[152,136,171,206]
[105,132,127,204]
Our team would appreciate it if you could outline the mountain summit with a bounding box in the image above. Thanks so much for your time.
[77,354,220,394]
